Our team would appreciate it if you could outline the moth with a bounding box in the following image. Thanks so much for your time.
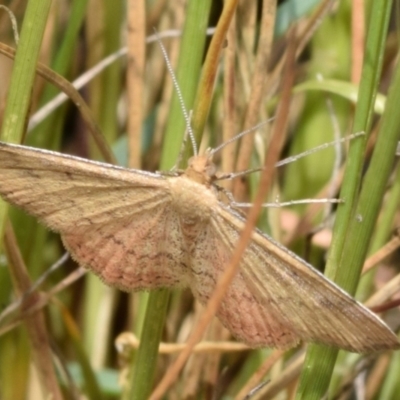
[0,141,398,353]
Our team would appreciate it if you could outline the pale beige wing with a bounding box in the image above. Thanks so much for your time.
[188,216,299,349]
[0,142,170,230]
[0,142,188,289]
[208,205,399,352]
[62,207,189,291]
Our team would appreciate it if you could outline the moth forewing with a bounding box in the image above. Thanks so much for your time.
[0,142,171,230]
[212,205,399,352]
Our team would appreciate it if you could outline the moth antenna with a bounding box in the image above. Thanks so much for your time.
[216,132,365,181]
[233,198,343,208]
[155,30,198,156]
[275,131,365,167]
[210,118,274,157]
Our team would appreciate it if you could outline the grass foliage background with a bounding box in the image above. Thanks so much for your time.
[0,0,399,399]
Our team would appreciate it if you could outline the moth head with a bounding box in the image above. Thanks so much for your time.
[185,153,217,186]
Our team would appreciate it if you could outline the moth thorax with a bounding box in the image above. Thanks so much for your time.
[169,176,217,222]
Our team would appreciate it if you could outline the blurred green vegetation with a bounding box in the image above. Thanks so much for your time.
[0,0,399,399]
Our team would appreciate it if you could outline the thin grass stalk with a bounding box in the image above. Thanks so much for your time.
[379,351,400,398]
[326,1,393,282]
[123,3,212,399]
[334,53,400,397]
[4,224,63,399]
[0,0,52,239]
[0,1,52,397]
[82,0,123,366]
[356,161,400,301]
[126,0,145,169]
[97,0,123,147]
[60,300,105,399]
[191,0,238,143]
[29,0,89,150]
[296,1,395,398]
